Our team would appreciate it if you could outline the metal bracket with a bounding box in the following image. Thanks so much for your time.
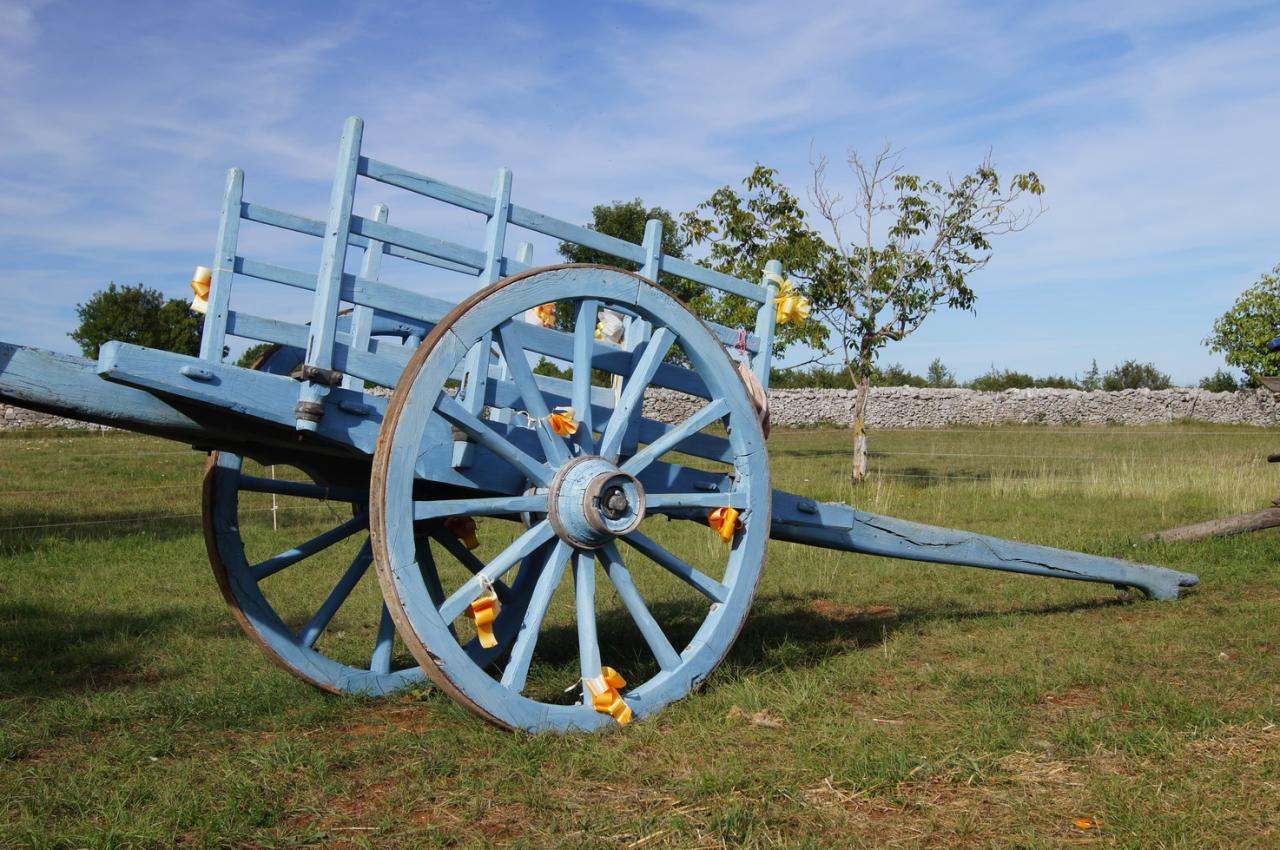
[298,364,344,386]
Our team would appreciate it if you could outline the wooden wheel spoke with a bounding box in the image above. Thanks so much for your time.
[622,530,728,603]
[251,513,368,582]
[413,494,546,522]
[496,321,571,466]
[574,550,602,700]
[438,520,556,622]
[598,543,681,671]
[428,525,514,604]
[645,491,750,513]
[370,603,396,674]
[237,475,365,503]
[298,540,373,648]
[572,299,599,455]
[435,393,552,486]
[500,539,574,692]
[620,399,729,476]
[598,327,676,461]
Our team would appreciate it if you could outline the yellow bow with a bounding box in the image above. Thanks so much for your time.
[190,266,212,315]
[708,506,742,544]
[546,406,579,437]
[585,666,632,725]
[771,277,810,326]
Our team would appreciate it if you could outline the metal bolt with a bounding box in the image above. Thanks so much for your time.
[602,486,629,520]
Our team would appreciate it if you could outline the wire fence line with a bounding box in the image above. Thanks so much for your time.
[0,423,1274,537]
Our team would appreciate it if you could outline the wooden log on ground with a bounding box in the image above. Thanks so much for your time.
[1147,504,1280,542]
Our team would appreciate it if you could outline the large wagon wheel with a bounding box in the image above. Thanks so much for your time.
[205,346,539,694]
[372,265,769,731]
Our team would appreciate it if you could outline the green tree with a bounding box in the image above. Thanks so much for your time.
[1080,359,1101,391]
[1198,369,1241,392]
[1205,264,1280,381]
[682,166,831,356]
[237,343,274,369]
[968,366,1036,391]
[805,146,1043,481]
[925,357,956,388]
[874,362,928,387]
[70,282,201,360]
[1102,360,1172,390]
[558,199,694,300]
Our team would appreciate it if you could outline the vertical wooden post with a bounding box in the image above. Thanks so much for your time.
[617,219,664,457]
[752,260,782,390]
[199,168,244,362]
[297,116,363,431]
[453,168,513,467]
[344,203,389,390]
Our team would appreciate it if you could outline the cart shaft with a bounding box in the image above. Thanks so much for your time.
[768,491,1198,600]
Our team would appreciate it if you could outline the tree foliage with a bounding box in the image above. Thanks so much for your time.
[925,357,956,388]
[558,198,690,294]
[1198,369,1241,392]
[236,343,274,369]
[70,282,201,360]
[1204,264,1280,380]
[682,166,831,355]
[1102,359,1172,391]
[806,147,1044,380]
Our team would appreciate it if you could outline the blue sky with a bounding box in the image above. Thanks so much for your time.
[1,0,1277,384]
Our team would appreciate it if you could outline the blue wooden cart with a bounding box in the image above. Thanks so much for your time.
[0,117,1198,732]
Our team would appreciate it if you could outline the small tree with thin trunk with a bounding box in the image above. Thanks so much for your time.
[806,146,1044,482]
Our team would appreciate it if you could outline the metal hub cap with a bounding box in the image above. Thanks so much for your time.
[547,456,646,548]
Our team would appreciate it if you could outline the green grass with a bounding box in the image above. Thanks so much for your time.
[1,424,1277,848]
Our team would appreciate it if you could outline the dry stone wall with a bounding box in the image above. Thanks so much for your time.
[5,387,1279,434]
[643,386,1280,428]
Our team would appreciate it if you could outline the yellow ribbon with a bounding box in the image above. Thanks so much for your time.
[765,271,810,325]
[465,583,499,649]
[585,666,632,725]
[708,506,742,544]
[190,266,212,315]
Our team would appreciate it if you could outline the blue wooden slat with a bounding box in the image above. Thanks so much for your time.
[346,203,389,390]
[438,521,557,622]
[500,539,573,692]
[454,168,513,468]
[621,531,728,603]
[351,215,488,272]
[299,542,374,648]
[599,327,676,461]
[752,260,783,389]
[240,201,482,275]
[200,168,245,361]
[574,551,602,697]
[298,116,364,431]
[598,543,681,671]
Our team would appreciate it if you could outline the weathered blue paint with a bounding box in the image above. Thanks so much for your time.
[0,117,1204,732]
[199,168,245,361]
[298,116,364,431]
[371,266,771,732]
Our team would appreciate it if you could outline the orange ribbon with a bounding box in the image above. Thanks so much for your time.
[708,506,742,544]
[443,515,480,550]
[465,585,499,649]
[534,303,556,328]
[546,406,579,437]
[584,666,632,725]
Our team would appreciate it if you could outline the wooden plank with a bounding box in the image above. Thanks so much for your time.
[199,168,244,360]
[751,259,783,388]
[299,116,364,430]
[240,201,482,275]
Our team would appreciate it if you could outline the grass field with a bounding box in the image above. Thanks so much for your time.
[0,424,1277,848]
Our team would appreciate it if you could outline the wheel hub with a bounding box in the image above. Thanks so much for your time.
[548,456,646,548]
